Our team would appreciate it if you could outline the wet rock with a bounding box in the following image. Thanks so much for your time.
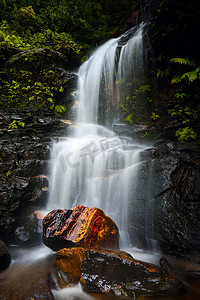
[0,174,49,244]
[0,240,11,271]
[0,110,72,245]
[126,139,200,257]
[81,250,184,297]
[155,154,200,256]
[160,257,176,277]
[54,247,88,284]
[43,205,119,251]
[6,48,68,71]
[14,211,44,244]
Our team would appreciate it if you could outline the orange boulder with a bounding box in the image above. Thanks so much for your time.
[43,205,119,251]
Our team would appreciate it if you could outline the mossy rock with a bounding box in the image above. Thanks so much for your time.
[6,48,68,74]
[0,48,77,113]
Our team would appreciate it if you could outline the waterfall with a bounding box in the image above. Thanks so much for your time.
[47,23,148,248]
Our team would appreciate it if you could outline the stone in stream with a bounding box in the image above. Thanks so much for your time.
[53,247,184,298]
[54,247,88,285]
[80,249,185,298]
[43,205,119,251]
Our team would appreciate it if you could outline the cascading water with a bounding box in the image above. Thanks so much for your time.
[47,23,147,248]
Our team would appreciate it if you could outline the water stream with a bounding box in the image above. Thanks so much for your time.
[47,23,147,249]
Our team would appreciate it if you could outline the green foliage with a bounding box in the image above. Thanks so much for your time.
[14,6,35,29]
[170,57,200,84]
[0,20,83,61]
[175,127,197,143]
[0,0,137,116]
[54,105,66,116]
[0,0,136,46]
[151,112,160,120]
[167,58,200,141]
[6,170,12,176]
[121,83,152,125]
[8,120,25,129]
[0,21,23,49]
[169,57,196,66]
[0,69,66,111]
[124,114,134,125]
[24,30,83,59]
[152,0,200,142]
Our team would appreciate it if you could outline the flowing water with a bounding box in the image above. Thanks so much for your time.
[47,23,147,248]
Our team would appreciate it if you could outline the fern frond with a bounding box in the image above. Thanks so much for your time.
[170,57,197,66]
[171,75,182,84]
[181,67,200,82]
[181,71,197,82]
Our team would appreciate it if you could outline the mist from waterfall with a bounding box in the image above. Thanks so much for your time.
[47,23,147,248]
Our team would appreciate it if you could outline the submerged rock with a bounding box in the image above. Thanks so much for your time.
[0,240,11,271]
[43,205,119,251]
[81,249,185,297]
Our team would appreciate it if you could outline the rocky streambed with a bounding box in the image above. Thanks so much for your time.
[0,205,187,299]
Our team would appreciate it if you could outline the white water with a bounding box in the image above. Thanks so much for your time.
[53,283,95,300]
[47,24,146,248]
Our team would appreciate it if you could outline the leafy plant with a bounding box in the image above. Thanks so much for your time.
[0,21,23,49]
[121,83,152,125]
[6,170,12,176]
[8,120,25,129]
[14,6,36,30]
[1,69,66,111]
[151,112,160,120]
[175,127,197,143]
[54,105,66,116]
[168,57,200,141]
[170,58,200,84]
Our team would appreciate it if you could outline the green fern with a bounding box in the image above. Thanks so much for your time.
[170,57,197,67]
[171,75,182,84]
[181,67,200,82]
[170,59,200,84]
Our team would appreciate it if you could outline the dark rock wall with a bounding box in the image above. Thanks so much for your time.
[0,111,71,244]
[119,124,200,258]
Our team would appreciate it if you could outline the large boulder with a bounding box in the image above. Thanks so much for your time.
[43,205,119,251]
[53,247,184,298]
[81,250,185,298]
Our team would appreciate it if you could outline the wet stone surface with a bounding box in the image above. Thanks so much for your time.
[80,249,184,297]
[0,111,71,245]
[43,205,119,251]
